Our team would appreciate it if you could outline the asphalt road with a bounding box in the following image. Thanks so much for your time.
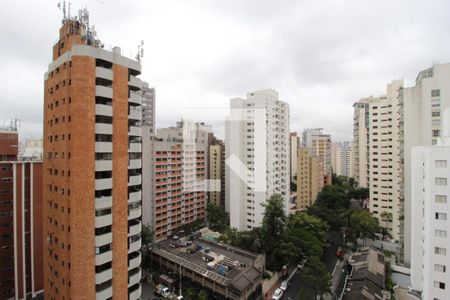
[282,231,341,300]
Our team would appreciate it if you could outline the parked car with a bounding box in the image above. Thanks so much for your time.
[280,280,289,291]
[272,288,283,300]
[336,246,343,257]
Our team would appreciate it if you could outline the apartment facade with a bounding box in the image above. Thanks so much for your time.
[290,132,299,182]
[403,63,450,265]
[368,80,403,242]
[43,14,142,300]
[226,89,290,231]
[296,147,321,210]
[352,98,370,188]
[410,110,450,299]
[0,130,44,299]
[147,121,207,241]
[332,141,352,177]
[208,139,225,208]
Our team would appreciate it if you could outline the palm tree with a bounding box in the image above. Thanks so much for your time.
[380,211,393,240]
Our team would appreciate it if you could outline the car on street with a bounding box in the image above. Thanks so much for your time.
[272,288,283,300]
[280,280,289,291]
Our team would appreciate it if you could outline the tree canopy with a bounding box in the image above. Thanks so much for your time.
[206,203,229,233]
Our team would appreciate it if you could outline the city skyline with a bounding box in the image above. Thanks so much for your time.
[2,0,450,141]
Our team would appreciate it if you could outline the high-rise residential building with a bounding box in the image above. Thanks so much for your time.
[43,12,142,300]
[290,132,299,182]
[225,89,290,231]
[368,80,403,242]
[352,98,370,188]
[301,128,323,148]
[332,141,353,177]
[0,128,44,299]
[403,63,450,265]
[410,109,450,300]
[301,128,332,184]
[141,83,155,131]
[296,147,322,210]
[208,139,225,208]
[145,121,207,241]
[19,138,43,161]
[352,81,404,242]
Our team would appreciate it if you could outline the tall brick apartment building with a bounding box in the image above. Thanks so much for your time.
[0,128,43,299]
[43,11,143,300]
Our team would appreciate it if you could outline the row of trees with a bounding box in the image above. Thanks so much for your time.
[309,175,388,247]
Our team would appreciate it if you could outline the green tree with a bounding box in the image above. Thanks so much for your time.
[348,210,380,245]
[198,290,208,300]
[261,194,286,269]
[206,203,230,233]
[186,287,196,300]
[299,256,331,299]
[141,224,153,246]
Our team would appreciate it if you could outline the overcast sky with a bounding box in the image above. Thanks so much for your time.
[1,0,450,142]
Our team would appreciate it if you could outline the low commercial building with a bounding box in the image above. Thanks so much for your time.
[342,248,387,300]
[150,237,265,299]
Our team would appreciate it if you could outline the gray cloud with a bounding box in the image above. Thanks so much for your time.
[1,0,450,142]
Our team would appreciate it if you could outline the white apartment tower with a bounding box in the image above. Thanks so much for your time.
[290,132,299,182]
[332,141,353,177]
[403,63,450,264]
[225,89,290,231]
[410,109,450,300]
[352,98,370,188]
[368,80,403,242]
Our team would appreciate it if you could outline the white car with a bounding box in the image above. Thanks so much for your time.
[272,288,283,300]
[280,280,289,291]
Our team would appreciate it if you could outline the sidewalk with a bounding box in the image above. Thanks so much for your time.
[262,271,280,299]
[323,258,345,300]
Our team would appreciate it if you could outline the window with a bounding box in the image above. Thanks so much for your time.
[435,212,447,220]
[435,160,447,168]
[432,111,441,117]
[435,230,447,238]
[435,247,447,255]
[432,99,441,107]
[434,281,445,290]
[436,195,447,203]
[434,264,446,273]
[432,119,441,126]
[435,177,447,186]
[431,89,441,97]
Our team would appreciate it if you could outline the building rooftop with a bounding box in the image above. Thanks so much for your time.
[343,248,387,300]
[151,236,264,292]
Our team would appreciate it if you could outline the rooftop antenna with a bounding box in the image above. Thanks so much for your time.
[57,1,67,23]
[136,40,144,62]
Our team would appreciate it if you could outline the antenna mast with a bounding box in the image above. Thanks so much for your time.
[58,1,67,23]
[136,40,144,62]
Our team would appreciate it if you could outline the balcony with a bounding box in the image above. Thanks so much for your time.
[96,284,113,300]
[95,214,112,228]
[128,191,141,204]
[128,220,141,237]
[128,175,141,186]
[95,268,113,284]
[95,123,113,135]
[128,237,141,253]
[95,104,113,117]
[129,109,142,121]
[129,75,142,90]
[128,143,141,153]
[128,283,141,300]
[128,126,142,136]
[95,232,113,247]
[95,142,113,153]
[96,160,112,171]
[96,178,113,190]
[95,196,113,210]
[128,268,141,287]
[129,92,141,105]
[96,66,113,81]
[95,250,113,266]
[96,86,113,99]
[128,159,141,169]
[128,252,141,271]
[128,207,141,220]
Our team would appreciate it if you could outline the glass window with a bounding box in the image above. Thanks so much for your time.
[435,230,447,238]
[435,177,447,186]
[436,195,447,203]
[431,89,441,97]
[435,160,447,168]
[435,212,447,220]
[435,247,447,255]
